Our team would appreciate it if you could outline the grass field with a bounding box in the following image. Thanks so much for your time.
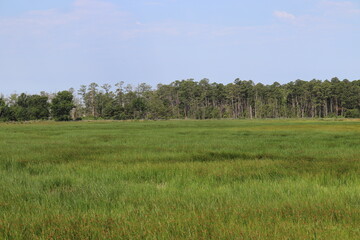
[0,119,360,239]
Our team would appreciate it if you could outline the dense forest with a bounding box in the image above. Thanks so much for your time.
[1,77,360,121]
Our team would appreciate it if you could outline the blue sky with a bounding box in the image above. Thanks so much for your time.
[0,0,359,94]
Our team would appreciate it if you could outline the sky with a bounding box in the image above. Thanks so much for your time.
[0,0,359,95]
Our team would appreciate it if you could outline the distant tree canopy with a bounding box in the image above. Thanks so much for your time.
[0,93,50,121]
[51,91,75,121]
[1,78,360,121]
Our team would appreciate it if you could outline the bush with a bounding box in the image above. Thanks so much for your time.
[345,109,360,118]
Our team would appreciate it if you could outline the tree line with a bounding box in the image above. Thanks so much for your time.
[0,91,74,121]
[1,77,360,121]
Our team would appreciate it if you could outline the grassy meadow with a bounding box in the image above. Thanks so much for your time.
[0,119,360,239]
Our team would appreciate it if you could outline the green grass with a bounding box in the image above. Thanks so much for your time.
[0,119,360,239]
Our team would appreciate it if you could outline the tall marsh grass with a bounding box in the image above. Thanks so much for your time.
[0,119,359,239]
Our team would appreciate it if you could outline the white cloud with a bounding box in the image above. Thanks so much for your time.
[73,0,114,8]
[0,0,264,41]
[0,0,132,39]
[143,1,162,6]
[322,1,353,7]
[273,11,296,20]
[2,0,357,50]
[320,1,360,14]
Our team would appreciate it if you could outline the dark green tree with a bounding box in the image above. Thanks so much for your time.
[28,95,50,120]
[51,91,74,121]
[0,98,14,121]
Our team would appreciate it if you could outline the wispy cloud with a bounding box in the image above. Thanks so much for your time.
[320,0,360,14]
[143,1,162,6]
[0,0,269,42]
[272,1,360,29]
[273,11,296,21]
[0,0,134,40]
[322,0,353,7]
[73,0,114,8]
[1,0,358,51]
